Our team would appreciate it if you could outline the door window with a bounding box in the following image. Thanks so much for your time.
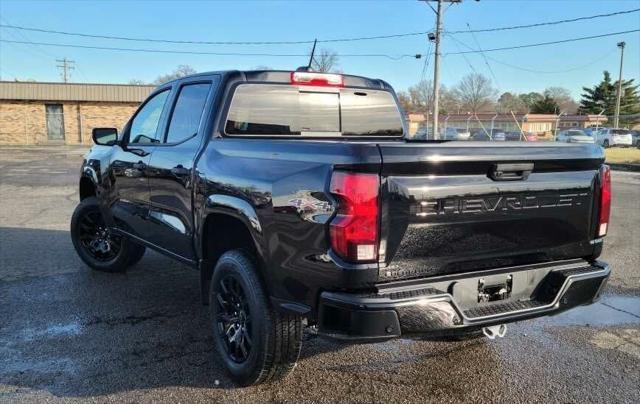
[165,83,211,143]
[129,90,170,144]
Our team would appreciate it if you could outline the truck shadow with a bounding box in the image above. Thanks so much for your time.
[0,227,505,400]
[0,226,356,397]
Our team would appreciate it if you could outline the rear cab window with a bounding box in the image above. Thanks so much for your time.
[224,83,403,137]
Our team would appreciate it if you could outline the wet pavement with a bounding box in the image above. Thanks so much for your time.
[1,146,639,403]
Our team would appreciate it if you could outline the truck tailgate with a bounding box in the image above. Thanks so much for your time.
[377,142,604,282]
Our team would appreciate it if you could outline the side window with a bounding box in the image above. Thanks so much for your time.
[165,83,211,144]
[129,90,170,144]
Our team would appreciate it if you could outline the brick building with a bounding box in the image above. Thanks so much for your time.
[0,81,154,145]
[439,113,558,138]
[558,114,608,129]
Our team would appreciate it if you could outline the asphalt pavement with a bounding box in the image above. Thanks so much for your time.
[1,146,638,403]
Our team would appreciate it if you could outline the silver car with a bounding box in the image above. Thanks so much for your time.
[556,129,595,144]
[444,127,471,140]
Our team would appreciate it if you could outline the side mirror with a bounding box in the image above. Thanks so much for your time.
[92,128,118,146]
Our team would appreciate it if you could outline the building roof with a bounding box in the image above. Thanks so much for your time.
[0,81,155,102]
[406,113,426,122]
[560,114,608,122]
[441,113,558,122]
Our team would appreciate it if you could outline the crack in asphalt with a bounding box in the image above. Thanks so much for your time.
[600,302,640,320]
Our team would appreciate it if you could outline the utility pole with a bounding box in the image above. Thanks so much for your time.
[423,0,460,139]
[432,0,443,139]
[56,58,75,83]
[613,41,625,128]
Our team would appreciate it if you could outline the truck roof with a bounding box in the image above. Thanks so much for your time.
[160,70,394,91]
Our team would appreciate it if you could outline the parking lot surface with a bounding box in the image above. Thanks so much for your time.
[1,146,639,403]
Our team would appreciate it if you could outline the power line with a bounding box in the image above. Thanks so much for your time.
[480,49,618,74]
[0,39,419,60]
[0,8,637,45]
[420,39,434,82]
[449,33,477,74]
[0,23,424,45]
[464,23,499,87]
[2,29,637,61]
[445,29,640,55]
[447,8,640,34]
[446,33,619,74]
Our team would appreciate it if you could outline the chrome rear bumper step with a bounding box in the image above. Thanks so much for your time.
[318,260,610,341]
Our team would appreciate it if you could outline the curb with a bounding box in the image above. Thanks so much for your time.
[609,163,640,172]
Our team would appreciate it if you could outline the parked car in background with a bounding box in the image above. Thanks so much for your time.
[444,127,471,140]
[505,131,523,141]
[556,129,595,144]
[525,133,539,142]
[594,128,634,148]
[414,126,431,140]
[631,130,640,147]
[471,129,506,141]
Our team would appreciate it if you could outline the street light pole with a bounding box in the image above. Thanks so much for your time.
[614,41,625,128]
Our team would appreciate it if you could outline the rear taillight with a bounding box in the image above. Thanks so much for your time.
[329,171,379,262]
[597,165,611,237]
[291,71,344,87]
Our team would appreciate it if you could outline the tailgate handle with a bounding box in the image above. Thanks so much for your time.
[490,163,533,181]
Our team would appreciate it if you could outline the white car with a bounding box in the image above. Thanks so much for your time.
[594,128,634,148]
[443,127,471,140]
[556,129,595,144]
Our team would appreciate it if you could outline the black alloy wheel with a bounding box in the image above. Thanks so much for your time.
[76,210,122,262]
[70,196,145,272]
[215,274,253,363]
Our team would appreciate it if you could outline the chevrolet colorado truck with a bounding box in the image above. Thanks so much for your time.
[71,70,611,386]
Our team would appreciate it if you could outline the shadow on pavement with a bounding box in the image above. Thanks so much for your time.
[0,226,352,397]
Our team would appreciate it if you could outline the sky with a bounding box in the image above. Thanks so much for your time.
[1,0,639,98]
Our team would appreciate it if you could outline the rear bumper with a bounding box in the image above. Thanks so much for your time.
[318,260,609,341]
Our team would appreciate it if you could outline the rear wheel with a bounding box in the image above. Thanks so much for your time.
[210,250,302,386]
[70,197,145,272]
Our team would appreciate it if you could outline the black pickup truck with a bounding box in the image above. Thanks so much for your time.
[72,70,611,386]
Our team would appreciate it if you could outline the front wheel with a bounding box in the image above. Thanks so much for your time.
[70,197,145,272]
[603,139,610,148]
[210,250,302,386]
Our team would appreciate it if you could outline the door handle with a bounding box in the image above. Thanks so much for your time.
[171,165,190,176]
[132,161,146,170]
[489,163,533,181]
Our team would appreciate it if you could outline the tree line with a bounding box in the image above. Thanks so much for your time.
[398,71,640,125]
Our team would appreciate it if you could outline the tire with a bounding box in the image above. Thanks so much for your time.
[70,196,144,273]
[127,241,146,266]
[603,139,610,148]
[210,250,302,386]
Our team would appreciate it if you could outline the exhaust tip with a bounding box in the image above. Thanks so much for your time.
[482,324,507,339]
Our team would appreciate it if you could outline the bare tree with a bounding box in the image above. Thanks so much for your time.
[153,65,197,85]
[404,81,460,115]
[453,73,497,113]
[128,79,147,85]
[311,49,339,73]
[497,92,527,113]
[408,80,434,113]
[396,91,414,113]
[439,85,461,114]
[544,87,578,114]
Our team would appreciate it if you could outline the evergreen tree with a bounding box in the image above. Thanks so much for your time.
[579,71,640,123]
[531,95,560,114]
